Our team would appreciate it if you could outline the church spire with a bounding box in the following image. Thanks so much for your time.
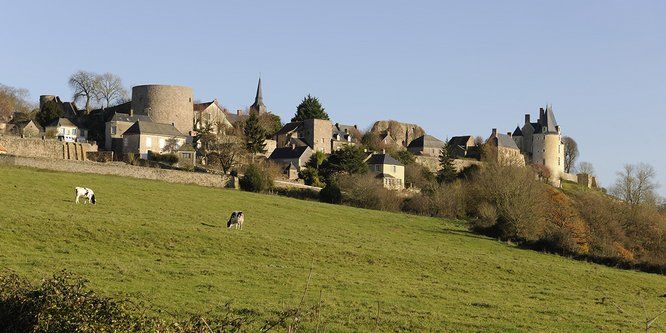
[250,77,267,114]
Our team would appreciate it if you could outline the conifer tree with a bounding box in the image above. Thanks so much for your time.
[244,112,266,159]
[292,94,329,121]
[436,144,457,183]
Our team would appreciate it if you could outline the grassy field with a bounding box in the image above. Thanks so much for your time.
[0,165,664,332]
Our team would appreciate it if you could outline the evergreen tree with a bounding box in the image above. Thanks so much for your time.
[320,145,368,183]
[436,144,457,183]
[292,94,329,122]
[35,100,64,127]
[243,112,266,158]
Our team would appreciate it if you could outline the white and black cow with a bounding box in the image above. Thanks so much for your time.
[227,211,244,229]
[74,187,96,204]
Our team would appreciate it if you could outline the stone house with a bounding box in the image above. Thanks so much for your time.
[105,112,152,152]
[331,123,359,151]
[268,145,314,168]
[366,152,405,190]
[193,99,233,134]
[285,162,299,180]
[275,119,333,154]
[486,128,525,166]
[45,118,84,142]
[176,143,196,165]
[7,120,43,137]
[122,121,187,159]
[448,135,479,159]
[407,134,445,157]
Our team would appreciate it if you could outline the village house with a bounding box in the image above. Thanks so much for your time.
[331,123,359,151]
[407,134,445,157]
[7,120,43,137]
[193,99,233,133]
[274,119,333,154]
[122,121,187,159]
[285,162,299,180]
[486,128,526,166]
[448,135,479,159]
[105,112,152,152]
[45,118,85,142]
[366,152,405,190]
[268,145,314,169]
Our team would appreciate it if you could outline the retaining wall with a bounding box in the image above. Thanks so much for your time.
[0,136,96,161]
[0,155,231,188]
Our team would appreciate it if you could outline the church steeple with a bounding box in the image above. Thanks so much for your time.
[250,77,267,114]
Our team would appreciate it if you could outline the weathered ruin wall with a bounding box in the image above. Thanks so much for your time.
[0,155,231,188]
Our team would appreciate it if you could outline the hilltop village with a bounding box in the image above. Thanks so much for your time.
[0,78,596,190]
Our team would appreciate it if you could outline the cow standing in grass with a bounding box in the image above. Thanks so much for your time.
[75,187,96,205]
[227,211,244,229]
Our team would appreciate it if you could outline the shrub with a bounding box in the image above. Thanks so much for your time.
[299,167,323,187]
[470,202,498,231]
[466,164,547,241]
[337,174,403,212]
[240,164,273,193]
[319,182,342,204]
[148,151,179,165]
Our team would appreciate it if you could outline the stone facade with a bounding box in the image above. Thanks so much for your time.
[131,85,194,136]
[275,119,333,154]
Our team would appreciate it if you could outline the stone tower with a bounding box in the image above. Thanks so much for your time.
[513,105,565,185]
[131,84,194,135]
[249,77,267,114]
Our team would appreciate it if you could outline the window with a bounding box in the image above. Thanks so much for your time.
[146,137,152,146]
[59,128,65,134]
[72,128,77,136]
[110,126,117,135]
[558,157,561,166]
[159,138,166,149]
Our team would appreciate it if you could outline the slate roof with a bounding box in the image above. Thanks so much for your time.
[110,113,152,123]
[288,137,308,147]
[124,121,185,137]
[11,120,44,132]
[276,121,302,135]
[366,153,402,166]
[448,135,473,148]
[494,134,520,150]
[332,123,357,141]
[46,118,77,128]
[269,146,311,159]
[193,101,215,112]
[407,134,445,149]
[512,126,523,136]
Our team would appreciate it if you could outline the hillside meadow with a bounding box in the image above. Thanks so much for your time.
[0,165,664,332]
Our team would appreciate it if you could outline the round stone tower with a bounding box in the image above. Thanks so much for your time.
[542,132,564,181]
[131,85,193,135]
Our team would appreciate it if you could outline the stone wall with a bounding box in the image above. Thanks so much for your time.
[0,136,96,161]
[0,155,231,188]
[415,155,483,173]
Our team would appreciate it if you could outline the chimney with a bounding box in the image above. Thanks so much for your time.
[344,128,349,134]
[524,114,530,124]
[507,132,512,137]
[354,125,358,129]
[237,109,242,116]
[491,128,498,137]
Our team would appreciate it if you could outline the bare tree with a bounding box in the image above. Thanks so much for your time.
[611,163,659,206]
[68,70,99,114]
[0,83,33,122]
[577,161,595,175]
[562,136,578,173]
[207,135,245,174]
[95,73,128,108]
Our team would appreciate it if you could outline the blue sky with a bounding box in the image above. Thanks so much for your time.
[1,1,664,194]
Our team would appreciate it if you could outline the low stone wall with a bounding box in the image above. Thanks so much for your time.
[0,155,231,188]
[415,155,483,173]
[560,172,578,183]
[0,135,96,161]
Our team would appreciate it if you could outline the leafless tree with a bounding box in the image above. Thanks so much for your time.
[577,161,595,175]
[611,163,659,206]
[562,136,578,173]
[0,83,33,122]
[95,73,128,108]
[207,135,245,174]
[474,136,485,147]
[68,70,99,114]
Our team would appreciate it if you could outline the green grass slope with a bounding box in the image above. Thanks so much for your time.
[0,165,663,332]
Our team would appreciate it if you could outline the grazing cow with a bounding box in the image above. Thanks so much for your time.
[74,187,96,205]
[227,211,244,229]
